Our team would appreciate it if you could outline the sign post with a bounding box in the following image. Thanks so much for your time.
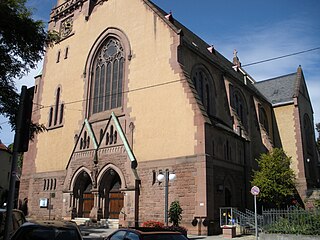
[251,186,260,240]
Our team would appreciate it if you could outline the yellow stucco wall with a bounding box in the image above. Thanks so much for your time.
[274,105,299,174]
[34,0,196,172]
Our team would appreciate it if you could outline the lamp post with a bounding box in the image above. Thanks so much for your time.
[157,169,176,226]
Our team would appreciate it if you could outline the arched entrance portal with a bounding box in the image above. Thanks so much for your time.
[73,171,93,218]
[98,169,124,219]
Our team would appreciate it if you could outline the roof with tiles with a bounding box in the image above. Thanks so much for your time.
[0,140,9,151]
[146,0,269,101]
[255,73,297,105]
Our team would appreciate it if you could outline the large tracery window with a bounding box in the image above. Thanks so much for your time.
[91,38,124,114]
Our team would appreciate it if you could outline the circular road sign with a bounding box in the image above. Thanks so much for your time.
[251,186,260,196]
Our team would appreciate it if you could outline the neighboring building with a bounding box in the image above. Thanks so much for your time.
[19,0,319,235]
[0,140,12,207]
[255,67,320,203]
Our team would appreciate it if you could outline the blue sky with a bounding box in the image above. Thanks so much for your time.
[0,0,319,145]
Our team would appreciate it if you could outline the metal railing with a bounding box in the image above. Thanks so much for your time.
[220,207,320,235]
[262,207,320,235]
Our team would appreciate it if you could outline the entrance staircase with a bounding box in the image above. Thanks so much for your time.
[107,219,119,229]
[73,217,91,226]
[231,208,263,234]
[72,217,119,229]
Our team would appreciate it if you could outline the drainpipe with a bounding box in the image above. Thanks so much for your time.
[134,179,141,228]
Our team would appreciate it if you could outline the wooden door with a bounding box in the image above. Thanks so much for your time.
[109,192,124,219]
[83,193,94,218]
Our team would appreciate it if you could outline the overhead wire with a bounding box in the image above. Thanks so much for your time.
[242,47,320,67]
[23,46,320,112]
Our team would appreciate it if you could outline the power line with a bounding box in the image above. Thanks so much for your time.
[27,46,320,112]
[33,77,186,111]
[242,47,320,67]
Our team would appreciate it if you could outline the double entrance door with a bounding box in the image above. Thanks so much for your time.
[82,192,124,219]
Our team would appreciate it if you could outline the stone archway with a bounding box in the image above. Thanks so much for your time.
[98,168,124,220]
[72,170,93,218]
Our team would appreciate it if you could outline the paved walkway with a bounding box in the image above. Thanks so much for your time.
[80,226,256,239]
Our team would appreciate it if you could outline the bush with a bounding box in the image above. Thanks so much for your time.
[163,225,188,236]
[142,220,164,228]
[168,201,183,226]
[265,209,320,235]
[141,220,187,236]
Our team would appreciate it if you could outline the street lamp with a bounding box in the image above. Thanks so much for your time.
[157,169,176,226]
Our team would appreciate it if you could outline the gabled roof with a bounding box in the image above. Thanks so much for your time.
[255,73,297,106]
[146,1,243,79]
[0,141,8,151]
[146,0,270,102]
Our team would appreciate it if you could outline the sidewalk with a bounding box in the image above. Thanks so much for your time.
[80,226,256,239]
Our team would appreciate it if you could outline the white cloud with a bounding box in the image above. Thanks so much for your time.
[211,17,320,127]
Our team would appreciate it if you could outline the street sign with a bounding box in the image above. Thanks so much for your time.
[251,186,260,196]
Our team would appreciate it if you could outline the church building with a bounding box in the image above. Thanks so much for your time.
[20,0,319,235]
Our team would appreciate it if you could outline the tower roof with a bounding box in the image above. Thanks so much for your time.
[255,73,297,105]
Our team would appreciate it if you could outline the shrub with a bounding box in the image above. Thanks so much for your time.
[265,209,320,235]
[142,220,164,228]
[163,225,188,236]
[168,201,183,226]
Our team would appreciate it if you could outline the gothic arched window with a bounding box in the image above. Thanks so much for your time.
[259,105,269,134]
[303,114,313,154]
[231,89,247,127]
[91,38,125,115]
[191,66,216,115]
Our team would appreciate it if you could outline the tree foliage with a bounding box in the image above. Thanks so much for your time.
[168,200,183,226]
[0,0,60,141]
[0,0,47,127]
[316,123,320,152]
[251,148,296,208]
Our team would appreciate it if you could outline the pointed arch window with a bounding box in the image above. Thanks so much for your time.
[230,88,247,128]
[259,105,269,134]
[303,114,313,154]
[191,66,216,116]
[48,87,64,129]
[91,38,125,115]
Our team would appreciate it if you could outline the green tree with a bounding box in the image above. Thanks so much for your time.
[0,0,58,135]
[168,200,183,226]
[251,148,296,208]
[316,123,320,152]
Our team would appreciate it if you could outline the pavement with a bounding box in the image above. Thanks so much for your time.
[80,226,256,240]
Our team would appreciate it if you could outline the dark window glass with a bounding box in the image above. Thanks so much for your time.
[105,63,112,110]
[93,67,100,114]
[91,38,124,115]
[98,65,105,112]
[126,232,140,240]
[100,129,104,142]
[111,60,119,109]
[109,230,127,240]
[49,107,53,127]
[65,47,69,59]
[191,67,214,115]
[56,50,61,63]
[54,88,60,125]
[59,104,64,124]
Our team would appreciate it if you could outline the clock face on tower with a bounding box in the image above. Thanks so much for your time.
[60,16,73,38]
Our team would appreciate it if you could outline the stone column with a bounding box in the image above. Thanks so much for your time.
[89,190,99,220]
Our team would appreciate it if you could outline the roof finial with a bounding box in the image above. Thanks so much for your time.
[165,11,173,22]
[232,49,241,71]
[207,45,215,54]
